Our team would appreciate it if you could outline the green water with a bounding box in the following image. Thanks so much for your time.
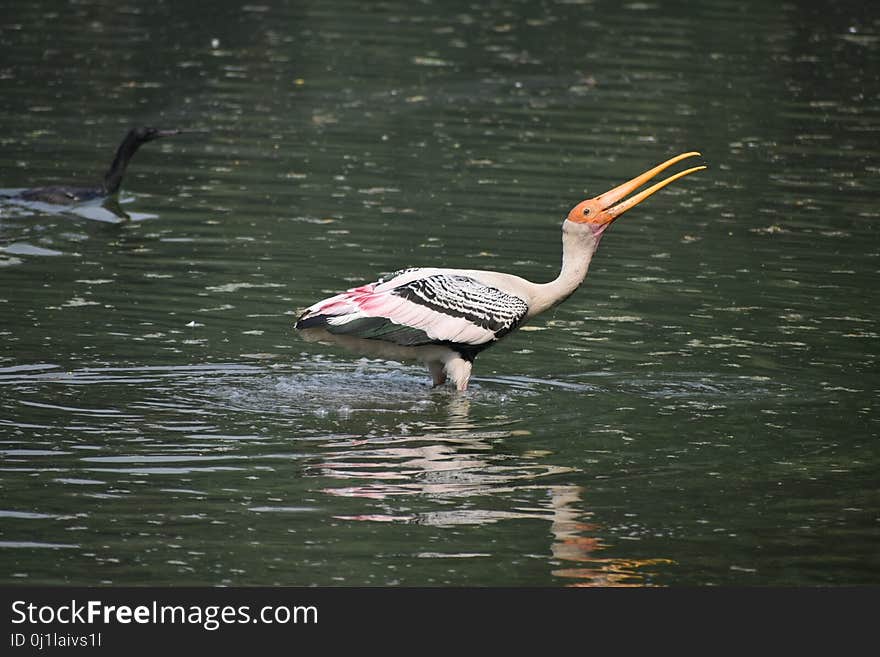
[0,0,877,586]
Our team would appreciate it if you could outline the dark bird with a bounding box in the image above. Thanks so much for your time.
[295,152,706,391]
[6,126,181,205]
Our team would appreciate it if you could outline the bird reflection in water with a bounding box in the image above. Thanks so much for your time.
[545,485,672,587]
[0,192,159,223]
[314,396,670,586]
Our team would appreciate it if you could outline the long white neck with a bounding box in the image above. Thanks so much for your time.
[527,221,602,318]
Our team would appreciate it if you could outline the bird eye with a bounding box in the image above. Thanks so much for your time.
[582,207,591,217]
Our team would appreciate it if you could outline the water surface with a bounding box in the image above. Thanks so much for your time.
[0,0,878,586]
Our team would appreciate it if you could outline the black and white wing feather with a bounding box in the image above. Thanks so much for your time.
[295,269,529,351]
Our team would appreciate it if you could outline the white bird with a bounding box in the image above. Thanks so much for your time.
[296,152,706,391]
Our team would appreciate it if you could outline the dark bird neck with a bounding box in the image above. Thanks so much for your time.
[101,129,149,196]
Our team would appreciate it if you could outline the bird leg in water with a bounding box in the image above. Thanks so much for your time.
[428,361,447,387]
[443,357,473,392]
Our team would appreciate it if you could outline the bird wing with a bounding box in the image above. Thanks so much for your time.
[296,270,529,348]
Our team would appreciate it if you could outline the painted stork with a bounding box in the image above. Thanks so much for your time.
[295,152,705,390]
[6,127,182,205]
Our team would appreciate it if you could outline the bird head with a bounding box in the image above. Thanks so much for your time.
[566,152,706,235]
[132,127,183,143]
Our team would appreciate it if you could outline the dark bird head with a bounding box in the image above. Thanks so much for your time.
[131,126,183,143]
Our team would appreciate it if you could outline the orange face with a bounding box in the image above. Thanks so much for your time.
[567,152,706,227]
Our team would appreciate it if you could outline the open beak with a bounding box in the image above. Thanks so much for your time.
[592,152,705,225]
